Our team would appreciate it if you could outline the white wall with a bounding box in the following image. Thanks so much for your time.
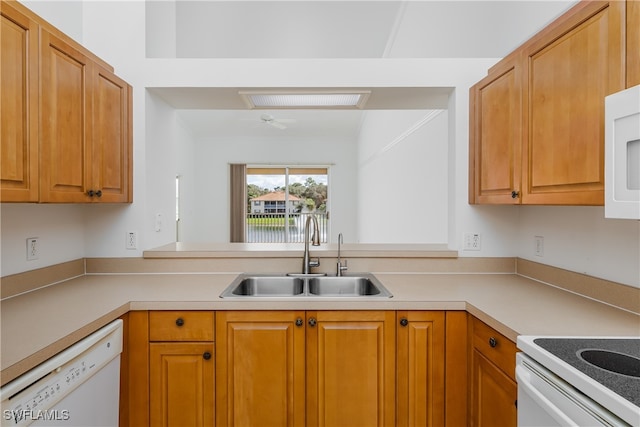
[516,206,640,287]
[3,1,638,290]
[175,117,198,243]
[0,205,85,276]
[185,135,358,243]
[357,110,449,243]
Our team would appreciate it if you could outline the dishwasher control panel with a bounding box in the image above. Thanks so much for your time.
[1,320,122,426]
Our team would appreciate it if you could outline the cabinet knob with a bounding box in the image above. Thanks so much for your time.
[203,352,212,360]
[399,318,409,327]
[295,317,303,327]
[95,190,102,198]
[87,190,95,197]
[489,337,498,348]
[308,317,317,327]
[175,318,185,327]
[511,190,520,199]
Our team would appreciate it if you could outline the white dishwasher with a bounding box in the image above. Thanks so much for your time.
[1,319,123,427]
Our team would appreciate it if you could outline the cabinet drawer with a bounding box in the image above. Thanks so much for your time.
[471,317,517,379]
[149,311,214,342]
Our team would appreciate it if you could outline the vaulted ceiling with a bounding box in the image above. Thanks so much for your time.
[148,1,577,138]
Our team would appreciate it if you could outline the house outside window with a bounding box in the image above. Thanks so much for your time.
[244,166,329,243]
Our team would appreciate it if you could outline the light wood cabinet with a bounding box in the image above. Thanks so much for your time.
[39,29,132,203]
[628,0,640,87]
[0,0,132,203]
[125,311,214,427]
[216,310,397,427]
[396,311,445,427]
[469,317,517,427]
[470,0,627,205]
[148,311,214,427]
[469,55,522,204]
[0,1,39,201]
[215,310,306,427]
[306,310,396,427]
[521,0,624,205]
[149,342,214,427]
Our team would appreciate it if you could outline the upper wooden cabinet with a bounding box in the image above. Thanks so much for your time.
[628,0,640,87]
[0,1,39,202]
[470,1,628,205]
[469,55,522,204]
[0,0,132,203]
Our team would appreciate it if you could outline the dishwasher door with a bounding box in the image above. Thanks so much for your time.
[1,319,123,427]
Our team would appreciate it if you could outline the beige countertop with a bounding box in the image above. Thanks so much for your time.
[1,271,638,385]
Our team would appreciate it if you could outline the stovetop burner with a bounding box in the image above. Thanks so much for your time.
[533,338,640,407]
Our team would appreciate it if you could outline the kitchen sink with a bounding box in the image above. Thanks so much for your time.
[308,276,392,297]
[220,275,305,297]
[219,273,392,298]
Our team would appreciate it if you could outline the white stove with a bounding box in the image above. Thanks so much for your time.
[517,336,640,427]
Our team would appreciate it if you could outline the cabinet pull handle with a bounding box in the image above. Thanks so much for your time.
[489,337,498,348]
[295,317,303,327]
[175,318,185,327]
[203,352,212,360]
[308,317,317,327]
[511,190,520,199]
[399,318,409,327]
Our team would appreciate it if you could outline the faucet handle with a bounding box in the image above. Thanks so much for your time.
[309,258,320,268]
[337,259,348,276]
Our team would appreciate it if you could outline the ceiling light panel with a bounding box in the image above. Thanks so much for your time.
[240,91,371,109]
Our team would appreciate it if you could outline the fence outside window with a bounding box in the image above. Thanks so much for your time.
[246,212,328,243]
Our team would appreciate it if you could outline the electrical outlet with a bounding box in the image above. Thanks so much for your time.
[26,237,39,260]
[534,236,544,257]
[463,233,481,251]
[126,231,137,250]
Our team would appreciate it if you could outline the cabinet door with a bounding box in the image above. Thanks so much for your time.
[522,1,625,205]
[469,55,522,204]
[306,310,395,427]
[92,65,132,202]
[1,2,39,202]
[470,350,517,427]
[215,311,306,427]
[396,311,445,427]
[39,29,93,202]
[149,342,214,427]
[628,0,640,88]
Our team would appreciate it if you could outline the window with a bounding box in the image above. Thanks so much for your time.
[233,166,329,243]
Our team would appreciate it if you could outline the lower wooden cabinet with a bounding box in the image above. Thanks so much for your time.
[216,310,397,427]
[124,311,215,427]
[306,310,396,427]
[124,309,473,427]
[215,310,306,427]
[469,316,518,427]
[150,342,214,427]
[471,350,517,427]
[397,311,446,427]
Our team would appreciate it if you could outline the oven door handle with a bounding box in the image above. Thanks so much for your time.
[516,364,581,427]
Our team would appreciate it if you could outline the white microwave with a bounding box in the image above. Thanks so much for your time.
[605,84,640,220]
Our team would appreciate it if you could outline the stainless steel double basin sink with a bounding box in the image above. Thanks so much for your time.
[220,273,392,298]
